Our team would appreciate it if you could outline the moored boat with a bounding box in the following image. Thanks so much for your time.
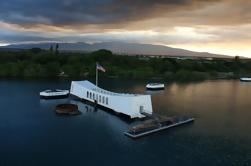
[146,83,165,90]
[240,77,251,82]
[40,89,69,99]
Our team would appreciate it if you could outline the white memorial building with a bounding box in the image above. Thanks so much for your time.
[70,80,153,118]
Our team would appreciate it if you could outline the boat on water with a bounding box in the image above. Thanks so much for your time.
[240,77,251,82]
[146,83,165,90]
[40,89,69,99]
[124,116,194,138]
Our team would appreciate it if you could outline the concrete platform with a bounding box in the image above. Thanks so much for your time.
[124,117,194,138]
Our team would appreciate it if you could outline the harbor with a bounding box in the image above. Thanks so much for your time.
[0,79,250,165]
[39,75,194,138]
[69,78,194,138]
[1,0,251,164]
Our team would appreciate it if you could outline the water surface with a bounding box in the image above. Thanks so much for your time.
[0,79,250,166]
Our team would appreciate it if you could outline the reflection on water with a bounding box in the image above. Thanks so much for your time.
[0,79,250,166]
[145,90,165,95]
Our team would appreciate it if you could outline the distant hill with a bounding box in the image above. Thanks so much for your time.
[0,48,24,52]
[1,42,231,58]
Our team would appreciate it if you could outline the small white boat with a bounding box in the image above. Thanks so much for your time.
[40,89,69,99]
[240,77,251,82]
[146,83,165,90]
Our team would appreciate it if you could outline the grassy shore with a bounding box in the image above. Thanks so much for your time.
[0,49,250,81]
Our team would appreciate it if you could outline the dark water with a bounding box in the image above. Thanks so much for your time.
[0,79,250,166]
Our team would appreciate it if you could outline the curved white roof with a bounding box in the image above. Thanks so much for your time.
[72,80,141,97]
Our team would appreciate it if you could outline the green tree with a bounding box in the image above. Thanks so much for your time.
[234,56,240,62]
[49,45,54,53]
[55,44,59,55]
[30,48,42,54]
[45,62,60,77]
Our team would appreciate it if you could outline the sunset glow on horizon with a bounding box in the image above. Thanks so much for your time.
[0,0,251,57]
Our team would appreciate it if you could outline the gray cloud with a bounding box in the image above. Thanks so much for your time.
[0,0,222,26]
[0,27,216,45]
[0,29,55,43]
[1,0,251,57]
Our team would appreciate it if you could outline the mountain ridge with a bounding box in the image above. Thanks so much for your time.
[1,42,231,58]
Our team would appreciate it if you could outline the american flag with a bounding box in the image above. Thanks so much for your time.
[96,63,106,72]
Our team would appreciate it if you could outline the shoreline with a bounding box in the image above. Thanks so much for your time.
[0,75,242,83]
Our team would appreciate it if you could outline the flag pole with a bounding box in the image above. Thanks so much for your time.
[96,62,98,87]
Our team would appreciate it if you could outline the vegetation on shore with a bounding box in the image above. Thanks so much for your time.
[0,48,250,81]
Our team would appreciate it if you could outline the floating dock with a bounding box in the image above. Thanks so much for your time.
[124,116,194,138]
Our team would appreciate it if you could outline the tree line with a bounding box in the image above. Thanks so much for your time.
[0,48,250,81]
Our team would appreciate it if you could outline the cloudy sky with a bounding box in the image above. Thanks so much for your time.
[0,0,250,57]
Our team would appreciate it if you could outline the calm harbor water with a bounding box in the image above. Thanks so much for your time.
[0,79,250,166]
